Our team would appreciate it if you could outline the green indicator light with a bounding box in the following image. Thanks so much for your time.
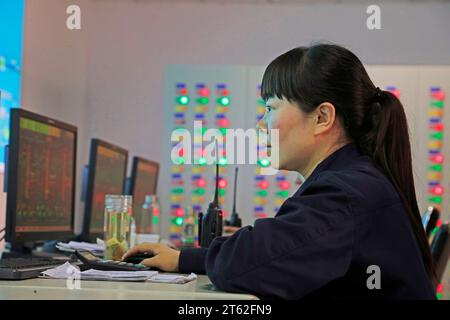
[176,96,189,105]
[198,157,207,166]
[431,101,444,108]
[194,188,205,195]
[276,191,289,197]
[257,190,268,197]
[177,157,185,165]
[429,164,443,172]
[220,128,227,135]
[218,157,227,166]
[218,96,230,106]
[430,132,444,140]
[174,128,187,134]
[201,127,208,135]
[218,189,226,196]
[258,158,271,167]
[431,227,439,236]
[153,216,159,225]
[436,293,442,300]
[175,217,184,226]
[171,188,184,194]
[196,97,209,105]
[428,196,442,204]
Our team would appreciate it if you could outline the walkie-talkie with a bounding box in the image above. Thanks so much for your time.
[225,167,242,227]
[198,143,223,248]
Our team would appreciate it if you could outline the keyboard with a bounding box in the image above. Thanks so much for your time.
[0,257,69,280]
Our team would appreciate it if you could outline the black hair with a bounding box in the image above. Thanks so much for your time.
[261,43,434,280]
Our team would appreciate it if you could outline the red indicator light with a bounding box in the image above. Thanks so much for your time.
[431,154,444,164]
[222,210,228,219]
[433,91,445,100]
[258,180,269,189]
[218,179,227,188]
[278,181,291,190]
[391,90,400,98]
[218,118,229,127]
[432,186,443,196]
[433,123,444,131]
[175,208,185,217]
[197,178,207,188]
[199,88,210,97]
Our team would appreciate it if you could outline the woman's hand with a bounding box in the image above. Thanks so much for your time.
[122,243,181,272]
[223,226,241,235]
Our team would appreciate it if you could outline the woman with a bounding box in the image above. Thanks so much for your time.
[123,44,436,299]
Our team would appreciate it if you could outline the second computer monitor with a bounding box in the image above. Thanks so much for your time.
[82,139,128,240]
[127,156,159,233]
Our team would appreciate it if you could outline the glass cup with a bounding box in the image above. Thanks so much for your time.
[103,195,132,261]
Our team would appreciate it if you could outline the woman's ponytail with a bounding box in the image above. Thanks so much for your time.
[357,88,435,280]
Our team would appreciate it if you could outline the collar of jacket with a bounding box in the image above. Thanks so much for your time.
[293,142,361,196]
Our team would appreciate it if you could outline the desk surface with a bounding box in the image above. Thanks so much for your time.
[0,275,259,300]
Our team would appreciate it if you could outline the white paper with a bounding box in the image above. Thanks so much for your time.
[40,262,197,284]
[148,273,197,284]
[56,241,105,255]
[59,241,104,251]
[82,269,158,281]
[40,262,79,279]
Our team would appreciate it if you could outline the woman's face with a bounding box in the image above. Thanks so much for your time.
[259,96,317,173]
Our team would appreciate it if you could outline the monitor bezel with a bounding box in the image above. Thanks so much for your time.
[5,108,77,244]
[127,156,160,197]
[82,138,128,241]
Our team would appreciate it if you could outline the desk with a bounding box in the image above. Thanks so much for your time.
[0,275,259,300]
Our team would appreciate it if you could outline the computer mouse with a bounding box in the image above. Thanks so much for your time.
[123,252,155,264]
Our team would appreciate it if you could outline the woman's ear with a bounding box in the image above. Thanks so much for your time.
[314,102,336,135]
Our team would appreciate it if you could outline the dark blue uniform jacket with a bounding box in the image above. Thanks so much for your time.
[178,143,436,299]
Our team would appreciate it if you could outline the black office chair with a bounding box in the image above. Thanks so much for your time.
[430,223,450,287]
[422,206,440,240]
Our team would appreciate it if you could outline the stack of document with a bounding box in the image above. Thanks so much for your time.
[40,262,197,284]
[56,240,105,255]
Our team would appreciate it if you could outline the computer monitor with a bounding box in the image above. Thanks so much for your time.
[5,108,77,249]
[126,157,159,234]
[82,139,128,241]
